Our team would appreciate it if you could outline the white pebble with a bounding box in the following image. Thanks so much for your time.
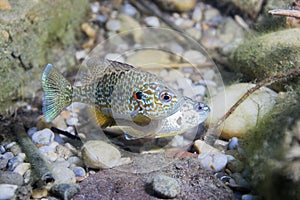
[27,127,38,137]
[183,50,207,64]
[228,137,239,150]
[4,142,16,150]
[0,184,18,200]
[198,151,228,172]
[105,19,121,32]
[122,3,137,16]
[32,129,54,145]
[144,16,160,27]
[13,163,30,176]
[66,117,79,126]
[192,5,202,22]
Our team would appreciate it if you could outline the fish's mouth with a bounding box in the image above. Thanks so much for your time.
[194,102,210,113]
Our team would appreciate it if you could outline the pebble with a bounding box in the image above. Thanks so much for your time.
[4,142,16,150]
[232,173,250,188]
[204,8,221,21]
[81,140,122,169]
[72,166,86,177]
[242,194,261,200]
[32,188,48,199]
[0,171,23,186]
[0,145,5,154]
[206,83,278,139]
[183,50,207,64]
[152,174,180,198]
[51,183,80,200]
[66,117,79,126]
[105,19,121,32]
[67,156,84,167]
[122,3,138,16]
[144,16,160,27]
[227,159,244,173]
[13,163,30,176]
[32,128,55,145]
[7,157,21,171]
[56,144,74,160]
[90,2,100,13]
[186,27,202,40]
[156,0,196,12]
[0,184,18,200]
[194,140,219,154]
[27,127,38,137]
[39,146,58,162]
[52,166,76,184]
[198,151,228,172]
[228,137,239,150]
[192,5,202,22]
[168,42,184,55]
[16,153,26,162]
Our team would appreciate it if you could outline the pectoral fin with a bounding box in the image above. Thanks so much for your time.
[131,113,152,126]
[89,107,115,128]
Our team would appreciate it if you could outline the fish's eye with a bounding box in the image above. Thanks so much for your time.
[133,91,143,100]
[160,91,172,103]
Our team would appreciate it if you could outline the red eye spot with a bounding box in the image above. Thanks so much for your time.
[160,92,172,102]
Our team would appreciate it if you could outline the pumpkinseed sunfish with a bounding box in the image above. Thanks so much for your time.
[42,58,187,128]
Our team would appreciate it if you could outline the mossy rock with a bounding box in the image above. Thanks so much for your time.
[242,86,300,200]
[0,0,89,113]
[230,28,300,91]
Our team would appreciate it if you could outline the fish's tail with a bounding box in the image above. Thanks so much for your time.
[42,64,73,122]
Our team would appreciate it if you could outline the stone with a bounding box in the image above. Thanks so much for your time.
[32,128,55,145]
[0,0,89,112]
[144,16,160,27]
[152,174,180,198]
[67,156,84,167]
[7,157,21,171]
[13,163,30,176]
[155,0,196,12]
[126,49,172,69]
[206,83,278,139]
[192,5,202,22]
[16,153,26,162]
[39,146,58,162]
[228,137,239,150]
[204,8,221,21]
[242,194,261,200]
[118,14,143,43]
[31,188,48,199]
[194,140,219,154]
[52,165,76,184]
[227,159,244,173]
[66,117,79,126]
[186,27,202,40]
[51,183,80,200]
[4,142,16,149]
[81,140,122,169]
[72,166,86,177]
[56,144,74,160]
[198,151,228,172]
[0,184,18,200]
[0,171,23,186]
[105,19,121,32]
[122,3,138,16]
[182,50,207,64]
[0,145,5,154]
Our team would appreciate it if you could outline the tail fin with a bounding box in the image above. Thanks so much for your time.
[42,64,73,122]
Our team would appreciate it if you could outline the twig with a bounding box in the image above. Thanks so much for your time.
[136,62,214,70]
[204,67,300,144]
[269,9,300,19]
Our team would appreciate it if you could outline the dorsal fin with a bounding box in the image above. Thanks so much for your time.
[80,58,136,85]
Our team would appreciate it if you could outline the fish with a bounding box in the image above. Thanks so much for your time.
[105,96,210,139]
[42,58,185,128]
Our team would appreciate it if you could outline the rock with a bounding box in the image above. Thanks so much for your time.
[186,27,202,40]
[118,14,143,43]
[4,142,16,149]
[155,0,196,12]
[182,50,206,64]
[192,5,202,22]
[144,16,160,27]
[152,174,180,198]
[105,19,121,32]
[194,140,219,154]
[72,166,86,177]
[7,157,21,171]
[0,145,5,154]
[56,144,74,160]
[52,165,76,184]
[39,146,58,162]
[122,3,138,16]
[51,183,80,200]
[206,83,278,139]
[126,49,172,69]
[13,163,30,176]
[67,156,84,167]
[228,137,239,150]
[9,143,22,156]
[31,188,48,199]
[0,0,89,112]
[198,151,228,172]
[0,171,23,186]
[32,128,55,145]
[213,139,229,151]
[227,159,244,173]
[0,184,18,200]
[16,153,26,163]
[82,140,125,169]
[168,42,184,55]
[204,8,221,21]
[66,117,79,126]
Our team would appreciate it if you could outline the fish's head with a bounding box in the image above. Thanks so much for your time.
[132,83,184,119]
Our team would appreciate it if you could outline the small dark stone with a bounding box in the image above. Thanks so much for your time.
[51,183,80,200]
